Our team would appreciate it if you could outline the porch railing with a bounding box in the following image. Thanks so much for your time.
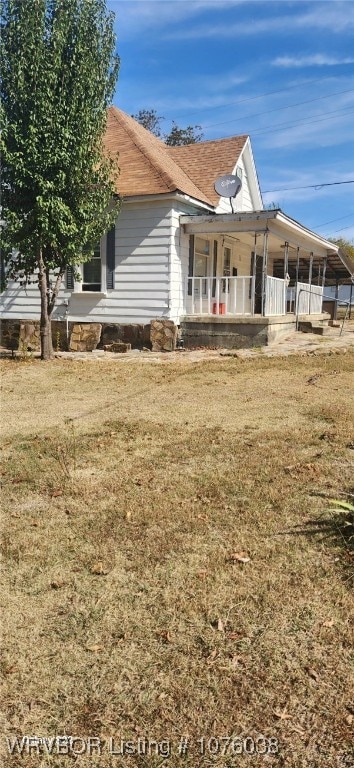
[186,276,254,316]
[296,282,323,315]
[264,276,286,316]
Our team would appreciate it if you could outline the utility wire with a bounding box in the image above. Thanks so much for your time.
[244,105,354,138]
[263,180,354,193]
[314,212,354,228]
[164,74,354,120]
[202,86,354,130]
[325,223,354,235]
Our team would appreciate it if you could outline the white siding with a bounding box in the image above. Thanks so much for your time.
[0,200,173,325]
[215,156,255,214]
[169,201,198,322]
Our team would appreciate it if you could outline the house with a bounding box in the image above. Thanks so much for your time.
[1,107,353,350]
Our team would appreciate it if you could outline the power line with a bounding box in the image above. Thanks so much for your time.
[326,223,354,235]
[202,86,354,130]
[164,74,354,120]
[263,180,354,194]
[314,212,354,228]
[245,105,354,138]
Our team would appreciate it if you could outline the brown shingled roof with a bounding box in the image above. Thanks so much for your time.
[104,107,248,208]
[104,107,212,205]
[168,136,248,207]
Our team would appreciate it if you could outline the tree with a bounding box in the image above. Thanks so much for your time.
[133,110,204,145]
[131,108,164,138]
[0,0,120,359]
[328,237,354,260]
[164,121,204,146]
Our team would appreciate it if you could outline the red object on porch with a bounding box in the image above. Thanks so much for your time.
[212,302,226,315]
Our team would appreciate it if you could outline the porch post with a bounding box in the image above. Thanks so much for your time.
[283,241,289,279]
[349,282,352,319]
[261,231,269,316]
[308,252,313,314]
[334,279,339,320]
[251,233,257,316]
[321,256,327,288]
[295,246,300,313]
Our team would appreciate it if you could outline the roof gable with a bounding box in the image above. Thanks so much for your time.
[104,107,212,205]
[168,136,248,207]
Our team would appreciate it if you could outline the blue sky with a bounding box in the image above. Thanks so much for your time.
[108,0,354,241]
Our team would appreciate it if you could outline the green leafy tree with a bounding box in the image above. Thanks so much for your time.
[0,0,120,359]
[133,109,204,145]
[131,108,164,137]
[328,237,354,260]
[164,121,204,146]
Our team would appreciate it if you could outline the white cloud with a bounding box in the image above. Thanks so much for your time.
[165,2,354,39]
[258,110,354,152]
[273,55,354,68]
[111,0,244,39]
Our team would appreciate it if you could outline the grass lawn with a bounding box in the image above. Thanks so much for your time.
[1,351,353,767]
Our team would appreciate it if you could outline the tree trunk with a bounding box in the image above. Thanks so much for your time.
[38,249,53,360]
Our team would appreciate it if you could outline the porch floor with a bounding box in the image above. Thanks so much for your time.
[180,313,330,349]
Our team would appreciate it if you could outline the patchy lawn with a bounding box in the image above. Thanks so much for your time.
[1,352,353,768]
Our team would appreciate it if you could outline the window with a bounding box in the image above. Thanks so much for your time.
[82,244,101,292]
[65,226,115,294]
[195,237,210,277]
[194,237,210,296]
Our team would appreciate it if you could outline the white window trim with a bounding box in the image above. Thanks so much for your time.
[73,236,107,295]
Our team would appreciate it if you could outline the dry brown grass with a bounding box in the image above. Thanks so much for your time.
[1,352,354,767]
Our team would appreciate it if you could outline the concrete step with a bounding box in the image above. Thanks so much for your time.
[298,321,325,335]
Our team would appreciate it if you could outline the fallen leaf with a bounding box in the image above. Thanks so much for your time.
[90,562,108,576]
[345,714,353,726]
[50,581,66,590]
[3,664,17,675]
[51,490,63,498]
[86,644,104,653]
[157,630,173,643]
[197,570,208,579]
[207,649,218,663]
[217,618,224,632]
[306,667,318,681]
[322,619,335,628]
[227,632,245,641]
[126,510,132,521]
[273,708,292,720]
[229,551,251,564]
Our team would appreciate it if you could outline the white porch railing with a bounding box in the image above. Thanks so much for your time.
[296,282,323,314]
[264,276,286,316]
[186,276,254,316]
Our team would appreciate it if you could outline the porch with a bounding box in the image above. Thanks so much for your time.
[177,208,354,348]
[185,275,325,318]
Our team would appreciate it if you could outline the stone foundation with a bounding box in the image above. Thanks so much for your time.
[150,319,177,352]
[69,323,102,352]
[99,323,151,349]
[0,319,21,351]
[0,319,152,353]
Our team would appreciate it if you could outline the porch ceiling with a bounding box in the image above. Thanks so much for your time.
[181,209,354,284]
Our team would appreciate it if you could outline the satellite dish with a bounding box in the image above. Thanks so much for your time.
[214,174,242,199]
